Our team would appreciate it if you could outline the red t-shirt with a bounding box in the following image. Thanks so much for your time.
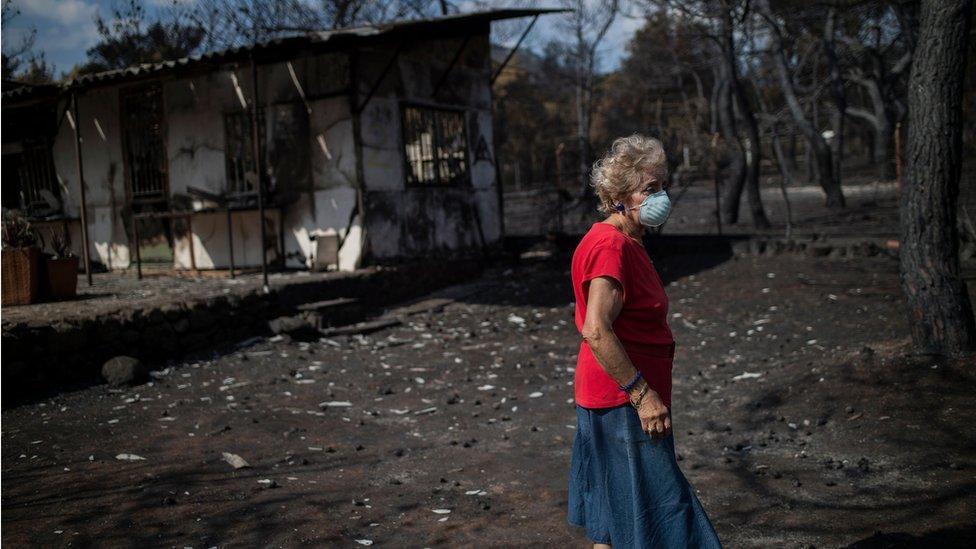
[571,222,675,409]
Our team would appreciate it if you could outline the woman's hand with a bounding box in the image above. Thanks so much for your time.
[631,381,671,438]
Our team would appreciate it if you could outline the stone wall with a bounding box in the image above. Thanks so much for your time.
[2,258,483,408]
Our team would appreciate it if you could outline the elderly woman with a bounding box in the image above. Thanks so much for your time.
[567,134,722,548]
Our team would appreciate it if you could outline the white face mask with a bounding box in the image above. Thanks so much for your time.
[617,189,672,228]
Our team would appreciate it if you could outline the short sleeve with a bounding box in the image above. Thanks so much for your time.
[578,243,626,304]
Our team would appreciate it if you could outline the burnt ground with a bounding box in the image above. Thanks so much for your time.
[3,250,976,548]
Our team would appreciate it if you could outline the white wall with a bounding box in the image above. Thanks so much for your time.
[18,33,501,271]
[355,29,502,260]
[38,51,363,272]
[49,88,131,268]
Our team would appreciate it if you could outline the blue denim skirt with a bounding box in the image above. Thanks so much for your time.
[567,404,723,548]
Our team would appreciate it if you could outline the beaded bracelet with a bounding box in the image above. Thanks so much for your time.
[619,370,642,392]
[629,382,649,409]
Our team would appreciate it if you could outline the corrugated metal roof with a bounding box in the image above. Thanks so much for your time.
[2,8,566,103]
[1,81,61,100]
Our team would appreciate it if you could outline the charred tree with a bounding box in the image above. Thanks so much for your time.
[758,0,845,209]
[717,1,770,228]
[899,0,976,357]
[822,9,847,186]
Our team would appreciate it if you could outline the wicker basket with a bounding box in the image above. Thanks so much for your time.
[2,247,42,306]
[43,256,80,301]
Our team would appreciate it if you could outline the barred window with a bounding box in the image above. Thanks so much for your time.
[401,104,469,186]
[224,108,267,197]
[120,83,168,206]
[1,142,61,216]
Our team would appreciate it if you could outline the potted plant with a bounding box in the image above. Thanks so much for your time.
[2,213,43,306]
[42,229,79,301]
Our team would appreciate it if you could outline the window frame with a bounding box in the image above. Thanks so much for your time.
[3,139,62,217]
[222,107,268,199]
[399,100,471,188]
[118,81,170,209]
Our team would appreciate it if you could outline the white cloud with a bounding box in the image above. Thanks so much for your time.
[8,0,101,69]
[17,0,98,27]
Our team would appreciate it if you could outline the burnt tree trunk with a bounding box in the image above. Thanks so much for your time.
[900,0,976,357]
[823,9,847,185]
[876,120,896,180]
[717,75,747,225]
[759,0,846,209]
[718,5,769,228]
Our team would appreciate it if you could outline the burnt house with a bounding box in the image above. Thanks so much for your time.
[1,9,558,274]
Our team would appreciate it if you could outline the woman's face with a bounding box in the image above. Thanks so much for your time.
[619,171,665,224]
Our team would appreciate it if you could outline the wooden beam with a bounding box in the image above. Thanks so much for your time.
[70,92,94,287]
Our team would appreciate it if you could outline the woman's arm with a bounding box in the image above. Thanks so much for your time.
[580,276,640,387]
[582,276,671,437]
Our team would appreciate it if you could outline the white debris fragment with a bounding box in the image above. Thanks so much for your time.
[507,314,526,326]
[222,452,250,469]
[319,401,353,407]
[732,372,762,381]
[354,540,374,546]
[528,392,543,398]
[432,509,451,514]
[477,385,495,391]
[115,453,146,461]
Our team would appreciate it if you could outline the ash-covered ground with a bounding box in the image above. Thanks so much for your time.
[3,250,975,548]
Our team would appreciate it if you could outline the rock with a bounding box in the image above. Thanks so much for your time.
[102,356,148,386]
[172,317,191,334]
[268,316,312,334]
[268,315,317,338]
[141,322,178,353]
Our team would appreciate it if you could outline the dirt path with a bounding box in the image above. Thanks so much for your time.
[3,252,974,548]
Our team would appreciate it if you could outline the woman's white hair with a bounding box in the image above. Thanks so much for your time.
[589,134,669,215]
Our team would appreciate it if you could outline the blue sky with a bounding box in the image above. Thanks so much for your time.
[2,0,641,76]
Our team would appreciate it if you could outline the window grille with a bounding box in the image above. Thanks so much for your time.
[401,105,469,186]
[224,108,267,197]
[120,84,168,205]
[1,142,60,216]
